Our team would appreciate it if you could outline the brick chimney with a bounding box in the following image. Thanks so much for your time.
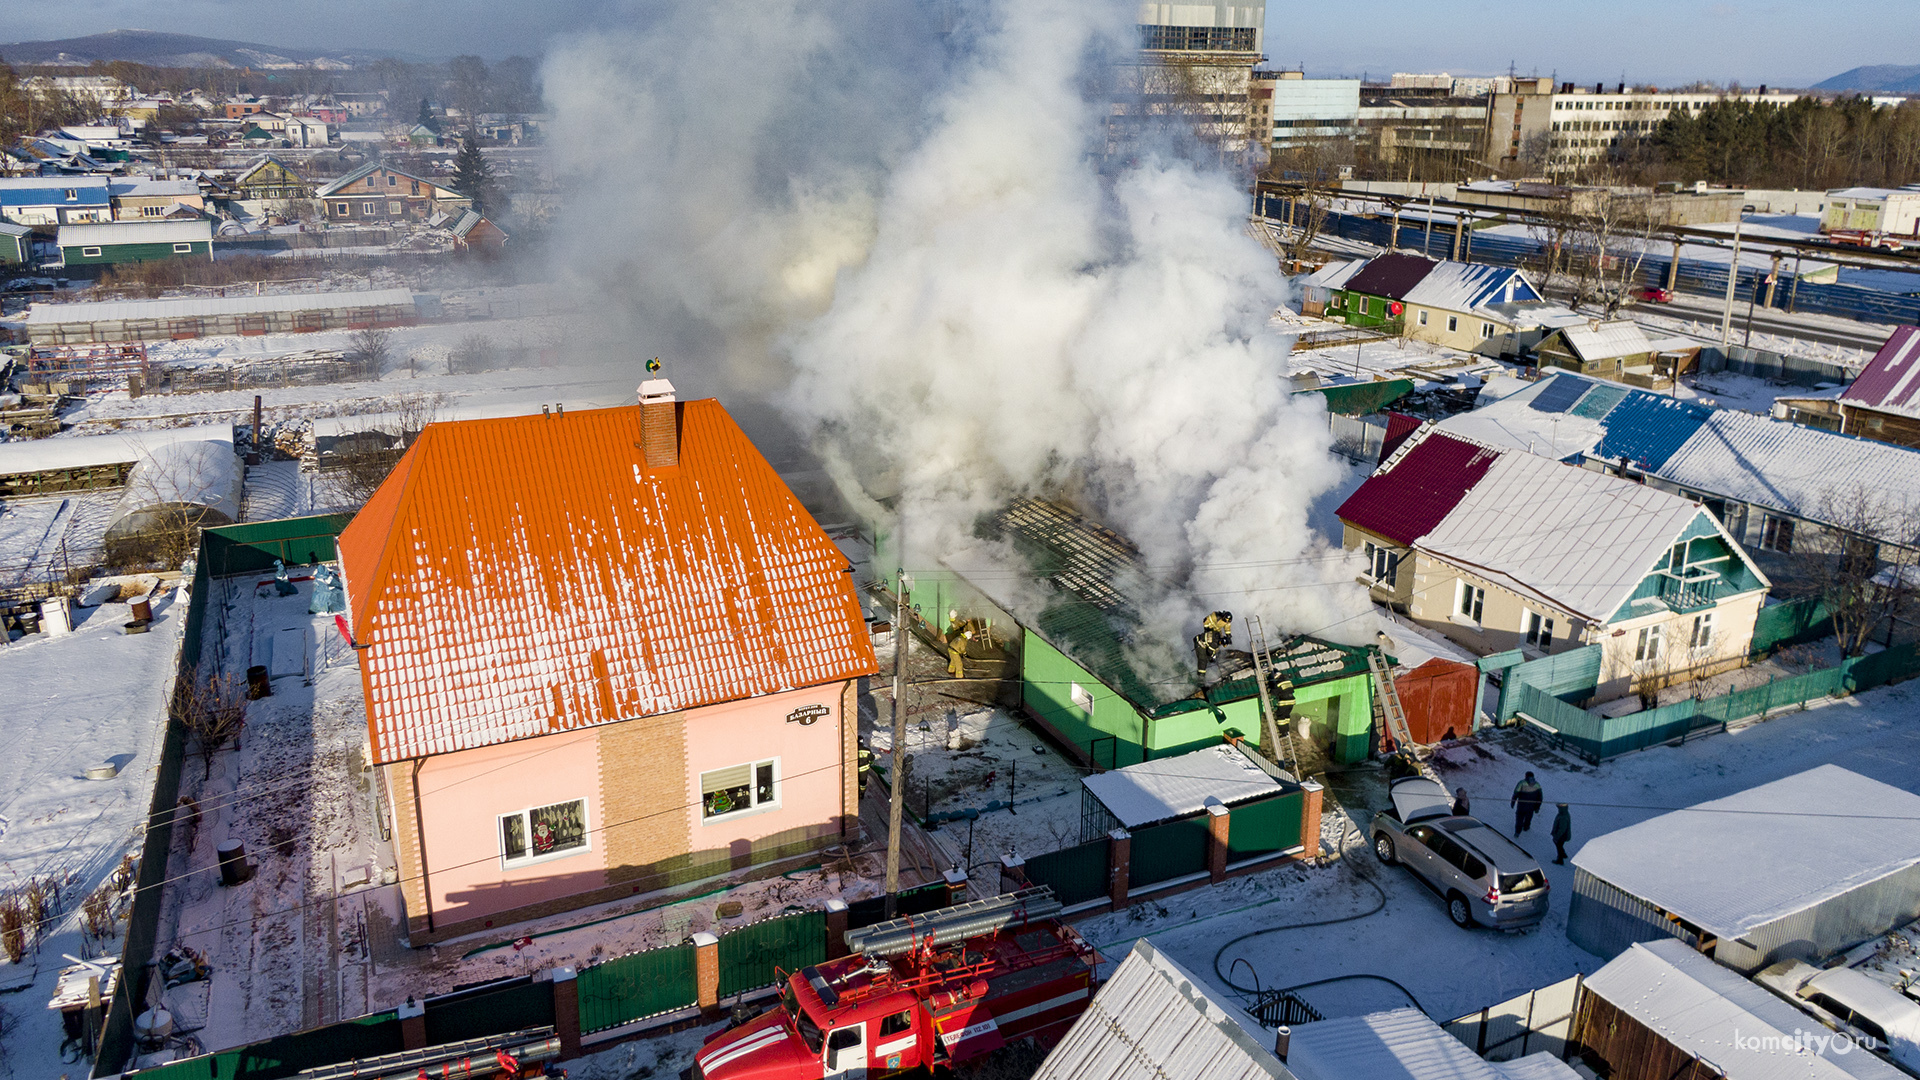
[639,378,678,467]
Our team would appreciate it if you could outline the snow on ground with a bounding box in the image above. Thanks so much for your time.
[0,586,184,1078]
[0,490,119,583]
[1082,678,1920,1027]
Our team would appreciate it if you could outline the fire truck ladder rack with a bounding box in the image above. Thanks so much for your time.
[296,1027,559,1080]
[1368,647,1417,757]
[844,887,1062,959]
[1246,616,1302,779]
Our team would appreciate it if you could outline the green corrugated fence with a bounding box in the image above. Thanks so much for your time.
[1129,818,1211,889]
[1023,839,1110,906]
[577,942,699,1033]
[424,978,555,1045]
[1749,597,1834,655]
[124,1012,404,1080]
[1495,645,1603,724]
[718,911,827,998]
[1227,792,1303,858]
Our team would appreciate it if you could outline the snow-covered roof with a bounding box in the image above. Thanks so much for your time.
[1840,325,1920,420]
[0,424,232,476]
[1286,1008,1581,1080]
[1399,261,1538,313]
[337,397,879,763]
[1572,765,1920,940]
[1657,409,1920,525]
[1082,743,1284,829]
[1582,939,1908,1080]
[56,220,212,248]
[107,178,200,199]
[25,288,418,325]
[1303,258,1366,290]
[1553,320,1655,362]
[0,221,31,238]
[1032,940,1284,1080]
[1829,186,1917,201]
[104,439,243,540]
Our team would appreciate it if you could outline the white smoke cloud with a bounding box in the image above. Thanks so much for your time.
[544,0,1373,666]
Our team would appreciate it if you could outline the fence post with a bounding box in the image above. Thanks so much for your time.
[1107,829,1132,912]
[1299,781,1324,860]
[398,996,426,1050]
[824,898,849,960]
[693,932,721,1017]
[1206,799,1231,884]
[549,966,581,1059]
[998,852,1028,896]
[943,866,970,905]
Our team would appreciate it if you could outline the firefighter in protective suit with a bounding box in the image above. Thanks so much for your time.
[947,629,972,679]
[856,743,876,797]
[1193,611,1234,677]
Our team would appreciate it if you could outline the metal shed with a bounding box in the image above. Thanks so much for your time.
[1567,765,1920,970]
[1286,1007,1581,1080]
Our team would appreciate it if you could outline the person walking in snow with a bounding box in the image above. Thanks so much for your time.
[1451,787,1471,817]
[1551,803,1572,864]
[1511,772,1544,835]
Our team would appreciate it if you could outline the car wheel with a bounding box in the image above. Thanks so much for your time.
[1373,835,1396,864]
[1447,892,1475,928]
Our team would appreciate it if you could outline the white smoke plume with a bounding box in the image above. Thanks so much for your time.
[544,0,1372,667]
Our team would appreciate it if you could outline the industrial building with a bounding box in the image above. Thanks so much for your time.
[1567,765,1920,969]
[23,289,421,345]
[1113,3,1267,165]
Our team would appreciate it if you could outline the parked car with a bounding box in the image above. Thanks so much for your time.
[1637,286,1673,303]
[1370,776,1549,931]
[1755,959,1920,1072]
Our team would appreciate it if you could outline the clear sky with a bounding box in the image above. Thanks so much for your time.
[0,0,1915,88]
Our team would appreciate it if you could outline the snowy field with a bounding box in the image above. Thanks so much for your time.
[0,586,184,1078]
[1079,677,1920,1025]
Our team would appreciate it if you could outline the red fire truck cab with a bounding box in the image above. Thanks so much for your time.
[692,889,1095,1080]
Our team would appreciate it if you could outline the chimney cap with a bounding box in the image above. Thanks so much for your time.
[639,378,676,403]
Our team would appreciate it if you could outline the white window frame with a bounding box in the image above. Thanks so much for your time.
[1070,682,1094,715]
[388,200,404,215]
[1417,310,1428,326]
[362,200,377,215]
[1447,315,1459,332]
[701,758,781,823]
[498,797,590,870]
[80,246,102,257]
[1690,611,1714,652]
[1481,322,1495,339]
[1365,542,1399,586]
[1455,580,1485,625]
[141,204,163,217]
[1635,624,1663,663]
[1524,610,1555,650]
[172,243,192,253]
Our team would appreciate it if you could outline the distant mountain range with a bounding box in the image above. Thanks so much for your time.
[0,30,414,69]
[1814,65,1920,94]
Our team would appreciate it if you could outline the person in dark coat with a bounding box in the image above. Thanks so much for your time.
[1451,787,1471,817]
[1550,803,1572,864]
[1511,772,1544,835]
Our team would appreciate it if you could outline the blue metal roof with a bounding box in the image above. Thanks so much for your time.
[0,179,111,208]
[1570,383,1629,419]
[1593,393,1712,469]
[1528,374,1590,414]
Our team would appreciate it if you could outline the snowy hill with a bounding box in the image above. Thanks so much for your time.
[0,29,408,69]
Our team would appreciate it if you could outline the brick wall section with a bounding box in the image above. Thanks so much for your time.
[641,400,678,466]
[1206,804,1231,884]
[1300,781,1324,859]
[599,711,691,885]
[384,762,433,937]
[840,679,859,838]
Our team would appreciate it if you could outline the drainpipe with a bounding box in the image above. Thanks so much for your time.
[411,759,434,932]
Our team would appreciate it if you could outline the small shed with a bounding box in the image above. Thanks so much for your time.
[1393,657,1476,744]
[57,219,213,268]
[1032,939,1287,1080]
[1536,321,1656,380]
[102,440,243,556]
[0,221,31,265]
[1573,938,1907,1080]
[1079,742,1293,843]
[1567,764,1920,970]
[1286,1007,1581,1080]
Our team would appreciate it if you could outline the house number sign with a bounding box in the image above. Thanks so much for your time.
[787,704,831,726]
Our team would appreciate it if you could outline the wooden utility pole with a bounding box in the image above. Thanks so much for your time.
[1719,215,1744,346]
[884,568,912,917]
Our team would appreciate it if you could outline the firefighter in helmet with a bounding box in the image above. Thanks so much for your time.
[856,742,876,797]
[947,629,972,680]
[1193,610,1234,676]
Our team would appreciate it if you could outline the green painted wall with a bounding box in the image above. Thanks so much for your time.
[0,232,26,265]
[62,240,211,266]
[1023,631,1148,767]
[1146,697,1262,760]
[1292,673,1375,764]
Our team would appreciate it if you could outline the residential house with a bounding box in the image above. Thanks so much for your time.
[1823,186,1920,237]
[1574,939,1907,1080]
[223,99,267,120]
[284,115,329,148]
[1824,325,1920,448]
[58,219,213,267]
[1534,320,1664,384]
[335,93,389,118]
[1326,253,1567,358]
[1336,424,1770,697]
[447,208,508,252]
[1568,765,1920,969]
[315,161,469,224]
[1031,939,1292,1080]
[1442,371,1920,583]
[233,157,313,202]
[108,178,205,221]
[336,381,877,942]
[0,221,32,265]
[0,176,114,226]
[1283,1008,1580,1080]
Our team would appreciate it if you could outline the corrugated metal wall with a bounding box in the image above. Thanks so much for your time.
[1566,867,1697,960]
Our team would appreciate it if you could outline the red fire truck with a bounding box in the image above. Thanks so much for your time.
[692,889,1096,1080]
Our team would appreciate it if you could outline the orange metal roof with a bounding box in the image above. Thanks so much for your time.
[338,398,878,763]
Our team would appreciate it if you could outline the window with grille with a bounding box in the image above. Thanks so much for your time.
[499,798,588,868]
[702,759,778,820]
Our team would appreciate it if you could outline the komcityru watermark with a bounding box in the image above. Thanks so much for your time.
[1732,1028,1881,1056]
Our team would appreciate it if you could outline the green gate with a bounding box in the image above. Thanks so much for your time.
[1227,792,1302,858]
[1023,839,1110,906]
[719,911,827,998]
[577,942,699,1033]
[424,978,554,1044]
[1128,818,1210,889]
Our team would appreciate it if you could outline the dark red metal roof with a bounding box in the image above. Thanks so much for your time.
[1841,325,1920,413]
[1380,412,1423,461]
[1336,430,1501,546]
[1341,252,1438,300]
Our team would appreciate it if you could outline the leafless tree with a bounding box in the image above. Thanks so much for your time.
[171,666,248,781]
[1801,489,1920,657]
[1561,187,1672,315]
[331,393,444,506]
[347,326,394,381]
[104,442,237,570]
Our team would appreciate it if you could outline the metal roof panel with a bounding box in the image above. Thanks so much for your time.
[1336,428,1500,546]
[1839,325,1920,419]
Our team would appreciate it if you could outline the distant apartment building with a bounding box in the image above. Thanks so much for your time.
[1357,85,1488,170]
[1489,80,1804,174]
[1253,72,1359,154]
[1113,3,1266,168]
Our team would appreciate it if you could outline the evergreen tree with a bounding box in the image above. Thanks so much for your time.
[452,133,505,214]
[416,97,439,132]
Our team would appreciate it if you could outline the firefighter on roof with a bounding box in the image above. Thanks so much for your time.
[1193,610,1233,676]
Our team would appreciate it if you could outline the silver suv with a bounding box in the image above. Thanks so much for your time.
[1371,776,1550,931]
